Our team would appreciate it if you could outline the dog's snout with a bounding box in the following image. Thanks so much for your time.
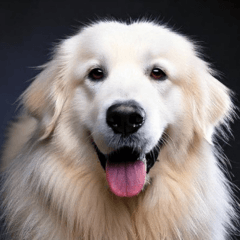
[106,101,146,136]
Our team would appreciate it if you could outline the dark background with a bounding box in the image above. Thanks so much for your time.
[0,0,240,238]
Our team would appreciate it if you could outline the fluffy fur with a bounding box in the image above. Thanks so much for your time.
[0,20,237,240]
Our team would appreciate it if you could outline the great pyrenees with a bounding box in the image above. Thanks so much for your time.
[1,20,237,240]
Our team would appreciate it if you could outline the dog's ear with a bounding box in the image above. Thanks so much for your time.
[21,42,73,140]
[191,59,234,143]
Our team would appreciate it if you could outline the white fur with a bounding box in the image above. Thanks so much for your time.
[1,20,237,240]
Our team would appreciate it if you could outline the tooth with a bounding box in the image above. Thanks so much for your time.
[140,156,147,173]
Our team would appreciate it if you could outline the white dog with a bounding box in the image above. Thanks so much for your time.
[1,20,237,240]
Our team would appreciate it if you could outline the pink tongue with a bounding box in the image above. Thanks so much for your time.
[106,160,146,197]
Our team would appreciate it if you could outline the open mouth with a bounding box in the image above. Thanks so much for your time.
[93,139,163,197]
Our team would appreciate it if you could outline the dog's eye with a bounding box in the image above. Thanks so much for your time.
[89,68,104,81]
[150,68,166,80]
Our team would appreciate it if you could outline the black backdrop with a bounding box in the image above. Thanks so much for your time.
[0,0,240,238]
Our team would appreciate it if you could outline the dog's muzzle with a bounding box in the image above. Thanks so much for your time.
[92,100,163,197]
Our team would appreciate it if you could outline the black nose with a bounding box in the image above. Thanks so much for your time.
[106,101,146,136]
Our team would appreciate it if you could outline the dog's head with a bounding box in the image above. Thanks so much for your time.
[21,21,233,197]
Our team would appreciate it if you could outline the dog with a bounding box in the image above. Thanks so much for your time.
[0,20,237,240]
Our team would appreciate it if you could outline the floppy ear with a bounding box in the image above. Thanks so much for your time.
[191,60,234,143]
[21,45,72,140]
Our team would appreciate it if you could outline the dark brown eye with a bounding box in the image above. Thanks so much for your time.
[150,68,166,80]
[89,68,104,81]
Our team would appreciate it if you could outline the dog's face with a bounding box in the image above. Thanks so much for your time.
[23,21,232,198]
[75,25,182,150]
[72,22,186,196]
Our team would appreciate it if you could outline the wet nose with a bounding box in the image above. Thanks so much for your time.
[106,101,146,137]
